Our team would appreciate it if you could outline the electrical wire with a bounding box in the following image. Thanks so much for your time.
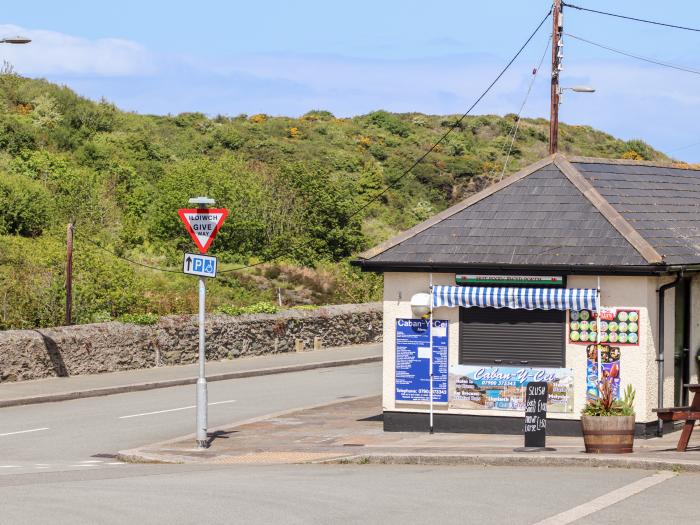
[498,35,551,183]
[77,232,181,273]
[562,2,700,33]
[566,33,700,76]
[219,8,553,273]
[72,9,553,276]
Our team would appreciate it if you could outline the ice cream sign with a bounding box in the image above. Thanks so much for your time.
[568,308,640,346]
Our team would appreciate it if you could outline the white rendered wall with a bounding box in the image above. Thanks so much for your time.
[382,272,673,424]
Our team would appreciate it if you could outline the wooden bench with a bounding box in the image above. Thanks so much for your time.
[653,384,700,451]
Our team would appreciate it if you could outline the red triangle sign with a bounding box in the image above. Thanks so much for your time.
[178,208,229,254]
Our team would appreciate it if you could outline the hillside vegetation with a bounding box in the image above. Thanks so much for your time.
[0,73,670,329]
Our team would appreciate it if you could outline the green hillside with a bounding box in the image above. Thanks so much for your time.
[0,73,671,329]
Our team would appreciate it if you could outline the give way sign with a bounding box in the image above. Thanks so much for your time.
[178,208,229,254]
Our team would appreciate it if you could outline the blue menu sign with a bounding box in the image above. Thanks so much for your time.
[395,319,448,403]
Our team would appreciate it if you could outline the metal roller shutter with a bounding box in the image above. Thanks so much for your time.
[459,307,565,367]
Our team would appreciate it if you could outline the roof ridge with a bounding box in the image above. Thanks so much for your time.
[553,155,664,265]
[567,155,700,171]
[357,155,555,260]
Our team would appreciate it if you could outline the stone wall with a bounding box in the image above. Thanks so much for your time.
[0,303,382,383]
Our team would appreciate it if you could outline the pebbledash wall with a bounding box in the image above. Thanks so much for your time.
[382,273,700,433]
[0,303,382,383]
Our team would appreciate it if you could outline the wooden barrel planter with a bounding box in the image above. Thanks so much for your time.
[581,415,635,453]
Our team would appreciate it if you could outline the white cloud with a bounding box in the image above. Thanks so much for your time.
[0,24,154,76]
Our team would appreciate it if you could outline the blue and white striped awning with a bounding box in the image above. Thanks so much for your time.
[432,285,597,311]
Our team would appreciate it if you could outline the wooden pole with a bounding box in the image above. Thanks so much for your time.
[65,222,73,325]
[549,0,562,154]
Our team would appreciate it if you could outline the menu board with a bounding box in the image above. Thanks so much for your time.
[568,308,640,346]
[395,319,448,403]
[448,365,574,413]
[524,382,548,448]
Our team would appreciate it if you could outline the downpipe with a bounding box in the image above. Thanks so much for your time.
[657,273,682,437]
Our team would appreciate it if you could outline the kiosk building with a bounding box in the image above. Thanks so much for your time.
[354,154,700,436]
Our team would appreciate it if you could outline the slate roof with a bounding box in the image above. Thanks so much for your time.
[573,160,700,265]
[356,154,700,271]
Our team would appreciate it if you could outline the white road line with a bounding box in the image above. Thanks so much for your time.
[79,460,103,464]
[534,471,676,525]
[0,465,20,468]
[0,427,49,437]
[106,462,124,465]
[119,399,236,419]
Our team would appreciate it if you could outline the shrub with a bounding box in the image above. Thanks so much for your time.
[367,111,410,137]
[216,301,280,316]
[0,172,52,236]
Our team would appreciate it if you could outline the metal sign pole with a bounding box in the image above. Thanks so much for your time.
[179,197,227,450]
[196,275,208,448]
[429,273,434,434]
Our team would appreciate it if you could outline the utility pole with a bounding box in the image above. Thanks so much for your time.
[65,222,74,325]
[549,0,563,154]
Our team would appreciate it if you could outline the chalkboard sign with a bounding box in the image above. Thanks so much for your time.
[524,381,548,448]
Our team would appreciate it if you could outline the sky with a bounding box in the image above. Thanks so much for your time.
[1,0,699,161]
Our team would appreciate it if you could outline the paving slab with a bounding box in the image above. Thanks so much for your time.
[0,343,381,407]
[119,395,700,471]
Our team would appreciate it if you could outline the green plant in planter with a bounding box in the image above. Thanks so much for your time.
[582,379,635,417]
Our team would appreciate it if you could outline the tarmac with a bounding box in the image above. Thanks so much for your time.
[0,343,382,408]
[119,395,700,472]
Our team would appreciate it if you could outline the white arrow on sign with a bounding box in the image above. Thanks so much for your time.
[178,208,229,254]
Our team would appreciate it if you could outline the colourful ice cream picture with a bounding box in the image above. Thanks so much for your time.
[599,332,609,343]
[608,321,619,332]
[599,321,608,332]
[618,311,628,322]
[628,322,638,333]
[570,311,580,322]
[580,310,590,321]
[618,321,628,333]
[579,320,589,331]
[628,311,639,322]
[570,331,580,341]
[628,333,638,344]
[588,332,597,341]
[580,331,590,342]
[609,332,618,343]
[618,333,628,343]
[570,321,579,331]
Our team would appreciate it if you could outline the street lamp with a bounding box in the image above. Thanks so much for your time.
[558,85,595,105]
[0,36,31,45]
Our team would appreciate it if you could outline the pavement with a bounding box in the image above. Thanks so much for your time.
[120,395,700,472]
[0,342,381,407]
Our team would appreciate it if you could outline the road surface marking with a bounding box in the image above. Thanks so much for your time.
[0,427,49,437]
[79,460,103,464]
[0,465,20,468]
[106,462,124,465]
[119,399,236,419]
[534,471,676,525]
[69,464,99,468]
[34,466,49,469]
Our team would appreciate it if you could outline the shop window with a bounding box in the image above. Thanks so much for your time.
[459,307,565,367]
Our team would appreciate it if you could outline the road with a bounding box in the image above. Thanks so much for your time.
[2,361,700,524]
[0,362,381,467]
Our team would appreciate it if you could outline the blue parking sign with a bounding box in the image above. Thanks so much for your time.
[183,252,217,278]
